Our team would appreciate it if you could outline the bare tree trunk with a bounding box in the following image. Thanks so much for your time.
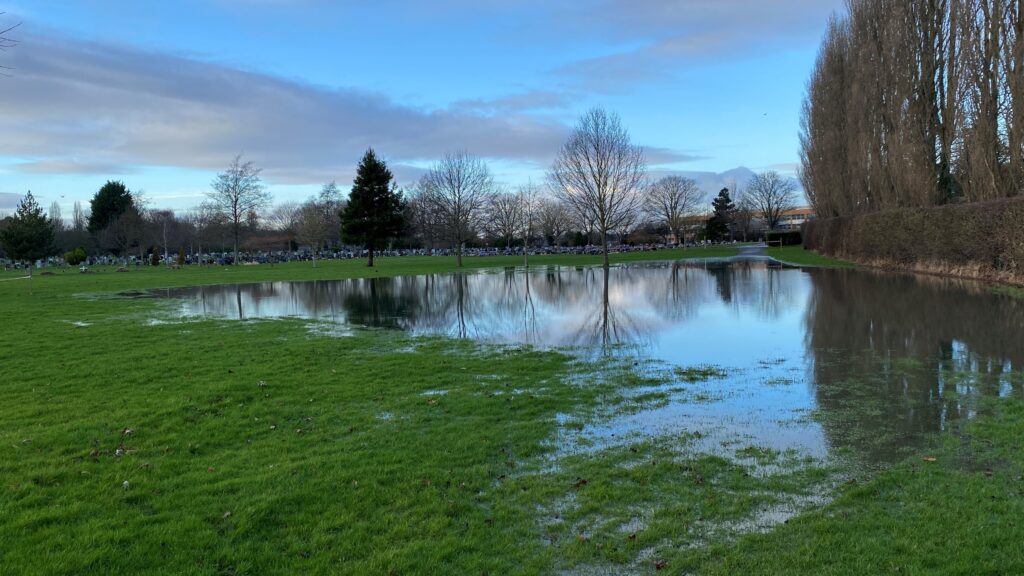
[601,230,609,269]
[1007,0,1024,191]
[367,243,375,267]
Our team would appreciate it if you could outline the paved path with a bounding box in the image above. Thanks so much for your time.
[680,243,799,267]
[736,243,768,258]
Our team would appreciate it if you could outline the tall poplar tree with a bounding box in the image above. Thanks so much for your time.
[341,149,407,267]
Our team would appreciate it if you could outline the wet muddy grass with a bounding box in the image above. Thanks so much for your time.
[2,252,1023,574]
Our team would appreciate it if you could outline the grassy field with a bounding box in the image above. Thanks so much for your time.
[2,246,1023,574]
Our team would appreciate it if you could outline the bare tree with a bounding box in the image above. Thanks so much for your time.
[48,202,64,233]
[72,201,87,232]
[745,171,797,231]
[187,202,224,265]
[207,155,270,265]
[0,13,19,78]
[407,185,444,253]
[97,202,144,263]
[645,176,703,245]
[148,209,181,264]
[420,151,493,267]
[485,189,523,249]
[801,0,1022,216]
[537,197,571,246]
[295,200,331,267]
[266,200,300,238]
[518,183,542,267]
[548,108,646,268]
[732,194,758,242]
[318,181,344,248]
[1005,0,1024,191]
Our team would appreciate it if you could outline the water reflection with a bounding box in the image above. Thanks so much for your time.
[805,269,1024,462]
[152,262,1024,464]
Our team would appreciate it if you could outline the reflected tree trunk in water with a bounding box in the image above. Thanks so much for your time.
[236,285,243,320]
[601,267,611,351]
[370,278,379,325]
[455,274,467,339]
[312,281,320,320]
[522,272,538,343]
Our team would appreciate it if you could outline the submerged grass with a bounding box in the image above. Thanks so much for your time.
[2,248,1024,574]
[991,284,1024,300]
[686,399,1024,574]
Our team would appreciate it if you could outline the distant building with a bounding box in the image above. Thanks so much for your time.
[771,207,816,231]
[670,207,816,243]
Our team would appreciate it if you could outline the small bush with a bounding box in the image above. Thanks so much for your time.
[64,247,87,266]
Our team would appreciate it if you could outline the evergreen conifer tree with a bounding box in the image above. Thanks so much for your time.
[0,191,56,262]
[88,180,133,234]
[341,149,407,267]
[706,188,736,242]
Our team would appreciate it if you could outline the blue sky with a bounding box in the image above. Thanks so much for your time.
[0,0,844,214]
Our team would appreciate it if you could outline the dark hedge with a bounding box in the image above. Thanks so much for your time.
[804,197,1024,284]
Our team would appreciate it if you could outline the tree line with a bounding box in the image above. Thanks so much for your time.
[2,108,800,269]
[802,0,1023,217]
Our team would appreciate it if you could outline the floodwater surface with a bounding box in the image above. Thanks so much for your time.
[148,261,1024,465]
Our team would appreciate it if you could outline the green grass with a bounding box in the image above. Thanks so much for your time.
[2,246,1023,574]
[767,245,856,268]
[687,398,1024,574]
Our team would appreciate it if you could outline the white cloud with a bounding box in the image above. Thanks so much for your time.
[0,33,573,186]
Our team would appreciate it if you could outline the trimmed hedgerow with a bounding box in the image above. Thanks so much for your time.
[804,197,1024,285]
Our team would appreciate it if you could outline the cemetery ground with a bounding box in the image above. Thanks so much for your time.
[2,246,1023,574]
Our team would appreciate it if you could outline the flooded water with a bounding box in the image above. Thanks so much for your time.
[148,261,1024,465]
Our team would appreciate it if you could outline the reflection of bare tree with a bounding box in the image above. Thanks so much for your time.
[172,262,805,349]
[455,274,467,339]
[562,267,653,355]
[521,271,539,343]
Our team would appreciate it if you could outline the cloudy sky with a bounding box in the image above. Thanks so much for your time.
[0,0,844,213]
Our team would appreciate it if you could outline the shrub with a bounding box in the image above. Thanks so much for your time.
[64,247,87,266]
[804,197,1024,284]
